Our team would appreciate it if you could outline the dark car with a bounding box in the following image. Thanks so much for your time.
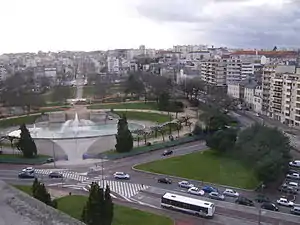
[261,202,279,211]
[202,186,218,193]
[49,172,63,178]
[46,158,54,163]
[158,177,172,184]
[255,194,270,203]
[162,150,173,156]
[18,172,35,179]
[235,196,254,206]
[288,169,299,175]
[278,184,298,194]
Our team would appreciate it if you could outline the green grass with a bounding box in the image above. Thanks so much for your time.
[0,154,50,164]
[12,192,173,225]
[0,114,41,128]
[15,185,32,195]
[135,150,259,189]
[115,111,171,123]
[83,86,95,97]
[87,102,158,110]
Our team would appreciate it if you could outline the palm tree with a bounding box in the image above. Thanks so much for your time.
[158,126,166,142]
[176,122,182,138]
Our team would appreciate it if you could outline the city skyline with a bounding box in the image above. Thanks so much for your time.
[1,0,299,54]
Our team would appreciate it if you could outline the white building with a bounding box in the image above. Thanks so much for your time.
[107,56,120,73]
[201,58,227,86]
[253,86,263,114]
[44,67,57,79]
[243,82,257,109]
[227,83,244,99]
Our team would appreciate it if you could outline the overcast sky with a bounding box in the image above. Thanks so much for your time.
[0,0,299,53]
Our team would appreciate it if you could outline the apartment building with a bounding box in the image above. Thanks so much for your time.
[201,58,227,86]
[253,86,263,114]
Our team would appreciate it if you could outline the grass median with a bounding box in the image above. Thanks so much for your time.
[13,187,173,225]
[115,111,171,123]
[135,150,259,189]
[0,154,50,164]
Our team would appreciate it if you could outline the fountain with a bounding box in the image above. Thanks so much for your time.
[7,112,144,139]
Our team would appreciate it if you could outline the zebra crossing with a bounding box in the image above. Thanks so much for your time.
[56,176,149,198]
[34,169,88,182]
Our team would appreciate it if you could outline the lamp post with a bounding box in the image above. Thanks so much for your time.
[101,156,107,188]
[52,134,56,168]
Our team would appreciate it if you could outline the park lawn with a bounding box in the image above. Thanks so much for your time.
[135,150,259,189]
[83,86,95,97]
[0,114,41,128]
[15,185,32,195]
[87,102,158,110]
[116,111,171,123]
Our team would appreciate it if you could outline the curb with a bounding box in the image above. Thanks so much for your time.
[131,164,258,193]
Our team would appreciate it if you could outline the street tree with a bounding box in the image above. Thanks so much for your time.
[125,74,145,97]
[157,91,170,111]
[115,115,133,153]
[158,126,166,142]
[103,185,114,225]
[51,85,71,103]
[16,124,37,158]
[206,128,237,153]
[235,124,292,184]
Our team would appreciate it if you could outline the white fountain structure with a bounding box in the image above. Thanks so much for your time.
[60,112,95,135]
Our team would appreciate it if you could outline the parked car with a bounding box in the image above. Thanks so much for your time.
[289,160,300,168]
[276,197,294,207]
[286,172,300,180]
[255,194,270,203]
[113,172,130,179]
[46,158,54,163]
[223,189,239,197]
[209,192,225,201]
[157,177,172,184]
[278,184,298,194]
[235,196,254,206]
[288,169,299,175]
[49,172,63,178]
[18,172,35,179]
[202,186,218,193]
[162,150,173,156]
[287,182,299,190]
[22,167,35,174]
[261,202,279,211]
[178,181,194,189]
[188,187,205,196]
[291,206,300,215]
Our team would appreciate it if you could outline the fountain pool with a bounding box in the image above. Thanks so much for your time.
[7,113,144,139]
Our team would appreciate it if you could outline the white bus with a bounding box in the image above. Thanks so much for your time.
[161,193,215,218]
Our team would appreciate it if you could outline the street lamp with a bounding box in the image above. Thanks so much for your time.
[101,156,107,188]
[52,134,56,168]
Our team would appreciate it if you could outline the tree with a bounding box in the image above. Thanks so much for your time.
[235,124,292,184]
[51,85,71,103]
[157,91,170,111]
[16,124,37,158]
[115,115,133,153]
[32,179,57,208]
[175,122,182,137]
[82,182,113,225]
[158,126,166,142]
[206,128,237,153]
[103,185,114,225]
[125,74,145,97]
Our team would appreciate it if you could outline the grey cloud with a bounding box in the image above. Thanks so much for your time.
[135,0,300,48]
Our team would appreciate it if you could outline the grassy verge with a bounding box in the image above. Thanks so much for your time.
[12,189,173,225]
[87,102,158,110]
[0,114,41,128]
[83,86,95,98]
[135,150,259,189]
[0,154,50,165]
[115,111,171,123]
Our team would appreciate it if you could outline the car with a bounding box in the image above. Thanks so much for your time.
[286,172,300,180]
[202,186,218,193]
[209,192,225,201]
[162,150,173,156]
[178,181,194,189]
[18,172,35,179]
[49,172,63,178]
[278,184,298,194]
[235,196,254,206]
[187,187,205,196]
[22,167,35,174]
[157,177,172,184]
[255,194,270,203]
[113,172,130,179]
[288,169,299,175]
[261,202,279,211]
[46,158,54,163]
[276,197,294,207]
[291,206,300,215]
[289,160,300,168]
[223,189,239,197]
[287,181,299,190]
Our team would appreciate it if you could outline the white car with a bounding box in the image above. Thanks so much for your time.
[277,197,294,207]
[223,189,239,197]
[113,172,130,179]
[289,160,300,168]
[178,181,194,189]
[286,173,300,180]
[22,167,35,174]
[288,182,299,190]
[187,187,205,196]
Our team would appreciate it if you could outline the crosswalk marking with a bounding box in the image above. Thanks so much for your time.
[34,169,89,182]
[54,178,149,198]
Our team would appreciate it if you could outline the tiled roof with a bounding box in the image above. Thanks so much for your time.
[231,50,297,57]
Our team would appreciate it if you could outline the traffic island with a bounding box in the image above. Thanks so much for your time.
[0,154,51,165]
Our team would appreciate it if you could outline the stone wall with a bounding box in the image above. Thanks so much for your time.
[90,111,108,122]
[0,180,85,225]
[48,112,66,123]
